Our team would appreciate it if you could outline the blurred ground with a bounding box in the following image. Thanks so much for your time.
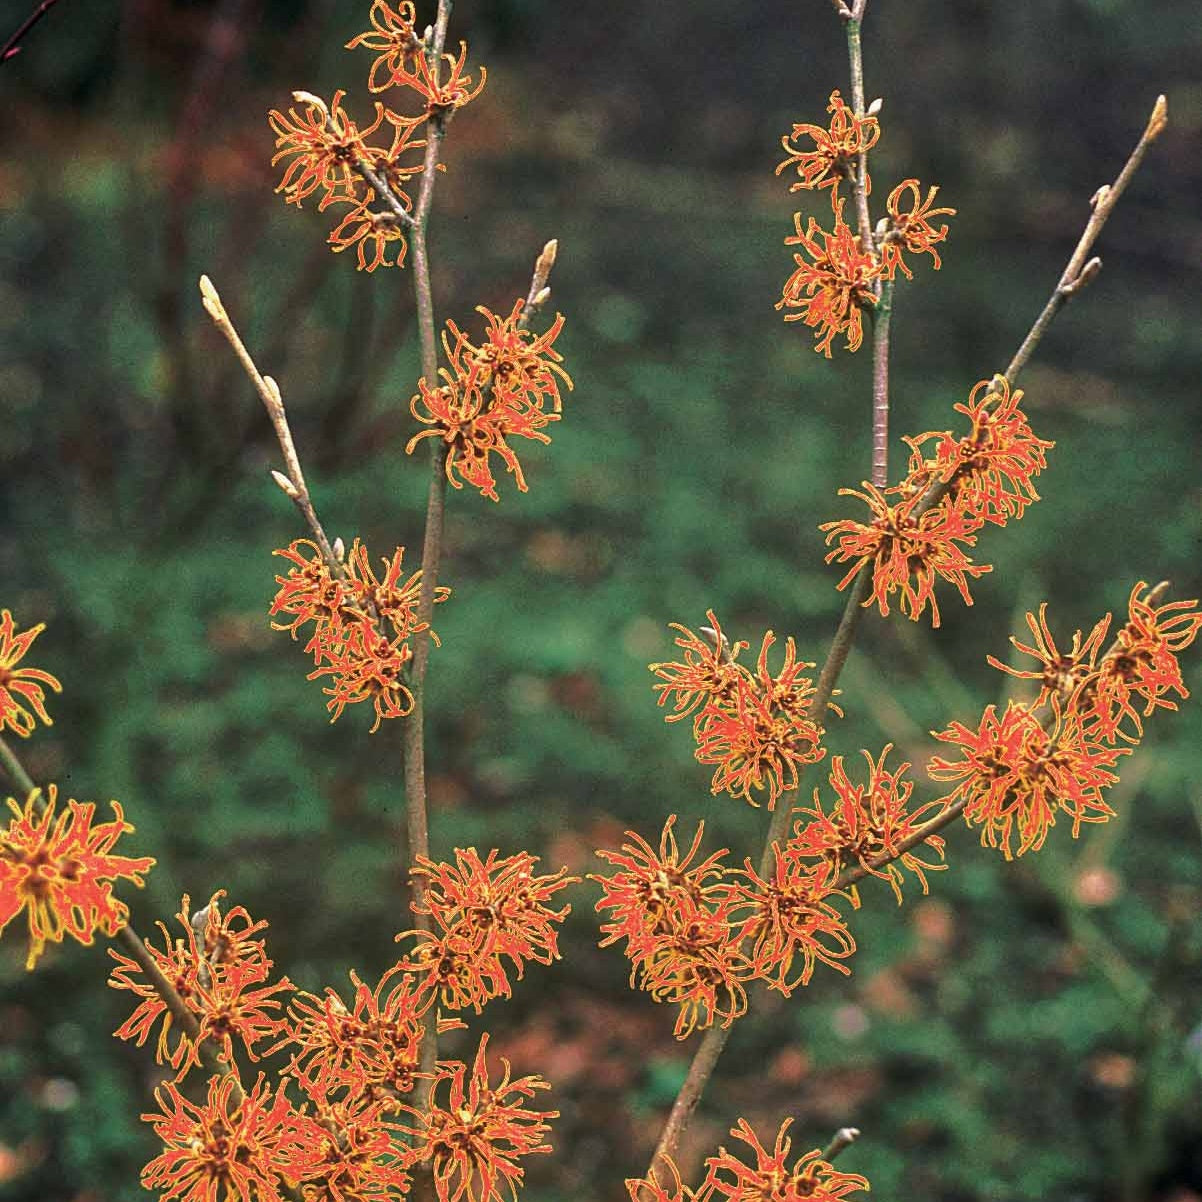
[2,1,1202,1199]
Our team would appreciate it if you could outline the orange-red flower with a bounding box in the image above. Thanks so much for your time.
[928,700,1128,859]
[346,0,424,93]
[269,90,387,209]
[627,1157,700,1202]
[777,206,880,356]
[270,537,448,731]
[280,964,430,1103]
[444,299,572,421]
[704,1119,869,1202]
[729,851,854,996]
[987,602,1110,710]
[0,609,62,738]
[411,847,577,972]
[387,40,487,114]
[407,297,572,503]
[651,617,826,809]
[820,480,990,627]
[904,377,1053,526]
[776,89,880,210]
[788,746,946,903]
[404,1034,556,1202]
[141,1073,313,1202]
[300,1093,413,1201]
[879,178,955,280]
[0,785,154,969]
[110,892,291,1075]
[1085,582,1202,742]
[328,191,411,270]
[593,817,750,1037]
[397,921,516,1014]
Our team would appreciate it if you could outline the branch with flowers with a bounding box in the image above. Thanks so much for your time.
[0,3,1197,1201]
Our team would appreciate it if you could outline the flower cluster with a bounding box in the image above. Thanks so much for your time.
[109,891,293,1074]
[269,2,486,270]
[0,785,154,969]
[406,299,572,501]
[270,536,450,731]
[628,1119,869,1202]
[114,871,564,1202]
[398,846,578,1012]
[929,583,1202,857]
[0,608,62,738]
[650,612,827,809]
[775,88,954,355]
[821,374,1052,625]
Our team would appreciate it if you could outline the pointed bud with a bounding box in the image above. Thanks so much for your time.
[332,537,345,562]
[1089,184,1110,210]
[867,97,883,116]
[262,375,282,406]
[292,90,329,119]
[533,286,551,308]
[271,470,298,498]
[1145,94,1168,142]
[198,274,226,321]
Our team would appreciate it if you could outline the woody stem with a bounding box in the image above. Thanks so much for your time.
[404,0,454,1106]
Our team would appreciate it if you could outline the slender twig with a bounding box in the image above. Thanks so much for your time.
[822,1127,862,1162]
[198,275,340,571]
[869,281,893,488]
[842,10,875,259]
[1006,95,1167,383]
[0,0,60,62]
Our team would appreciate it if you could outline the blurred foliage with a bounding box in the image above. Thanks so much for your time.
[1,0,1201,1199]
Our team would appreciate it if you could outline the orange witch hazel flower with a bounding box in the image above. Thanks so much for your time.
[879,178,956,280]
[789,746,947,903]
[650,613,827,810]
[407,300,572,501]
[928,699,1128,859]
[270,536,449,730]
[0,608,62,738]
[140,1072,314,1202]
[776,89,880,210]
[704,1119,869,1202]
[822,375,1049,626]
[777,205,881,356]
[403,1033,557,1202]
[109,892,292,1075]
[0,785,154,970]
[346,0,424,93]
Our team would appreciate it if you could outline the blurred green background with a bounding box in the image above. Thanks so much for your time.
[2,0,1201,1199]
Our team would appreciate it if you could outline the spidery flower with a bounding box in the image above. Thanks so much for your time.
[407,303,572,501]
[141,1073,313,1202]
[704,1119,869,1202]
[329,192,411,270]
[301,1093,413,1201]
[879,178,955,280]
[110,892,291,1076]
[397,920,515,1014]
[776,89,880,210]
[270,537,448,731]
[0,785,153,970]
[346,0,424,93]
[403,1034,557,1202]
[411,847,578,972]
[388,41,487,115]
[627,1157,701,1202]
[928,700,1128,859]
[777,206,881,356]
[651,616,826,809]
[278,963,432,1103]
[788,746,947,903]
[1085,582,1202,742]
[0,609,62,738]
[729,851,855,996]
[820,480,989,627]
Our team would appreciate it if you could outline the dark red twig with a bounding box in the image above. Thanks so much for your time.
[1,0,61,63]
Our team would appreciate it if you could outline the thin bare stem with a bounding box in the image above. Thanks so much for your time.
[1006,95,1167,382]
[842,13,875,257]
[198,275,340,570]
[0,0,60,62]
[822,1127,862,1162]
[869,281,893,488]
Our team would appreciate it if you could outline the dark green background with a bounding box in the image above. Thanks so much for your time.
[2,0,1201,1199]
